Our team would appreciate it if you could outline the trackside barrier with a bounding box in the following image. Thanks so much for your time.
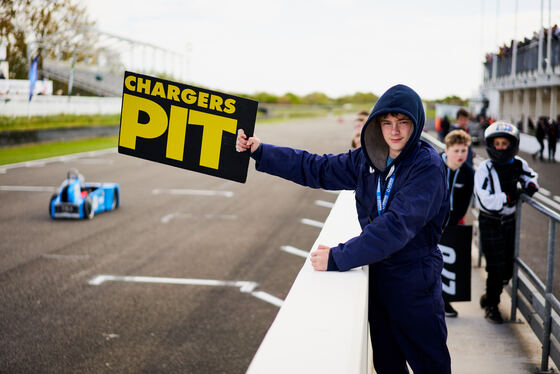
[247,190,367,374]
[422,131,560,372]
[511,195,560,372]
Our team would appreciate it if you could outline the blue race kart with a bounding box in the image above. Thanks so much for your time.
[49,168,120,219]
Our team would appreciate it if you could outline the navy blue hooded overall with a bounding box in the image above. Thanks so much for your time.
[251,84,451,374]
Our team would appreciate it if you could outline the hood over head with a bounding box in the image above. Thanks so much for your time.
[360,84,425,172]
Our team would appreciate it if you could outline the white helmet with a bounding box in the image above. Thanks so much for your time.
[484,121,519,163]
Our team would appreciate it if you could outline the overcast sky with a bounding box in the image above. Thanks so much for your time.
[83,0,559,100]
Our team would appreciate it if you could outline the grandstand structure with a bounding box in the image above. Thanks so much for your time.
[480,24,560,129]
[27,27,189,97]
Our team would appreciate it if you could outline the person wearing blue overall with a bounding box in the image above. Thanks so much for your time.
[237,84,451,374]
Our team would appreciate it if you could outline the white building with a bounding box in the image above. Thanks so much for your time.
[480,27,560,130]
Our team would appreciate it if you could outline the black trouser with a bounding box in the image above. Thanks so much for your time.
[479,213,516,307]
[549,139,557,160]
[537,138,545,159]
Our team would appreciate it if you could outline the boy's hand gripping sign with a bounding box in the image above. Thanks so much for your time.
[118,71,258,183]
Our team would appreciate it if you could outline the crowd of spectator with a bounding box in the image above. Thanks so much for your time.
[484,25,560,77]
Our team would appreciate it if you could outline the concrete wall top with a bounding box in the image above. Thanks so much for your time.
[247,190,367,374]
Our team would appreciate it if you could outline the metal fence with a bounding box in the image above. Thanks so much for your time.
[511,194,560,372]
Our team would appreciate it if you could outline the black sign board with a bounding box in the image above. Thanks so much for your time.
[118,71,258,183]
[439,225,472,302]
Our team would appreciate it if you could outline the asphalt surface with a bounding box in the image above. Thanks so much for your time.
[1,116,560,373]
[0,116,349,373]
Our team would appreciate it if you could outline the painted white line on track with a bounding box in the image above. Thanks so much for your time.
[42,254,90,260]
[315,200,334,209]
[539,188,551,196]
[554,196,560,203]
[323,190,341,195]
[152,189,234,198]
[87,275,283,307]
[250,291,284,307]
[300,218,324,229]
[0,185,57,192]
[534,192,560,212]
[280,245,309,259]
[71,158,114,165]
[161,212,237,224]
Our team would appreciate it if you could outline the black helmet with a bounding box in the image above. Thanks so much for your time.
[484,121,519,163]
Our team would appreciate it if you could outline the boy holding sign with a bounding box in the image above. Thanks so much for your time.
[237,85,451,374]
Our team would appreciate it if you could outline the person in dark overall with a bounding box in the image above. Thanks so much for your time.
[533,117,547,161]
[440,129,474,318]
[474,121,539,323]
[237,84,451,374]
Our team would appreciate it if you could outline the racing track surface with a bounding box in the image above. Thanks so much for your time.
[1,116,560,373]
[0,116,350,373]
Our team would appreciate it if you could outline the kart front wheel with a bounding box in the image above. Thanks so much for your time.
[112,188,119,210]
[84,196,94,219]
[49,194,57,219]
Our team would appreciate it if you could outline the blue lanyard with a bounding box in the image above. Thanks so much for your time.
[447,167,460,212]
[376,165,399,215]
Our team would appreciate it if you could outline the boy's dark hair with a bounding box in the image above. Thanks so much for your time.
[456,108,470,119]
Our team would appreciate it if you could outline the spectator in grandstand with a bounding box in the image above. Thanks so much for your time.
[475,122,539,324]
[237,84,452,374]
[452,108,474,167]
[548,116,559,162]
[440,130,474,318]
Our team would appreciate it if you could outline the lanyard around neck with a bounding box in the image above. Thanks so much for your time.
[447,167,460,212]
[376,165,399,216]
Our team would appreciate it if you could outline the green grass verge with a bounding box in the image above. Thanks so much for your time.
[0,113,120,131]
[0,136,118,165]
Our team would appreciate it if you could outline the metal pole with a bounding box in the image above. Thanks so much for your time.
[495,0,500,47]
[510,200,523,321]
[540,219,556,371]
[546,0,552,74]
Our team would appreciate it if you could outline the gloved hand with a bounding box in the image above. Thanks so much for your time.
[506,189,520,207]
[524,183,538,197]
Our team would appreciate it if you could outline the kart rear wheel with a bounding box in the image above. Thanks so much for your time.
[112,188,119,209]
[84,196,94,219]
[49,194,57,219]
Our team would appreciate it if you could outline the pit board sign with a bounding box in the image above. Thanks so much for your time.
[118,71,258,183]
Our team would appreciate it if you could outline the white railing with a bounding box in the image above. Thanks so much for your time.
[247,190,368,374]
[0,95,121,116]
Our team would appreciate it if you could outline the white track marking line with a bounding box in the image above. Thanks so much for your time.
[280,245,309,259]
[161,212,194,223]
[539,188,551,196]
[314,200,334,209]
[161,213,237,224]
[87,275,282,307]
[70,158,114,165]
[152,189,234,198]
[0,185,57,192]
[250,291,284,307]
[554,196,560,203]
[300,218,324,229]
[42,254,90,260]
[323,190,340,195]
